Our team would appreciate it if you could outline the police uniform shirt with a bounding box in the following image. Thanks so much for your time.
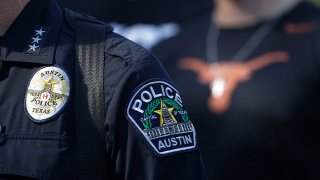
[0,0,206,179]
[152,2,320,180]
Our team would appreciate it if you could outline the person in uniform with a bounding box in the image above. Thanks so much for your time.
[0,0,207,179]
[152,0,320,179]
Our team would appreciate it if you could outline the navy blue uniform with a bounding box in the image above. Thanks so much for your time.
[0,0,206,179]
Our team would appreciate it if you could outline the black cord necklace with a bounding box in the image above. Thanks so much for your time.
[205,18,279,98]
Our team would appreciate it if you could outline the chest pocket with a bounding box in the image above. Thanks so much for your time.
[0,64,76,179]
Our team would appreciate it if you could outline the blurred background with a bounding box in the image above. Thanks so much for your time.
[58,0,212,24]
[312,0,320,5]
[58,0,212,49]
[57,0,320,48]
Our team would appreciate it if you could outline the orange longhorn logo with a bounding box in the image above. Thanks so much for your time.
[179,51,289,113]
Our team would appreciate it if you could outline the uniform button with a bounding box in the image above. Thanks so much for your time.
[0,123,6,145]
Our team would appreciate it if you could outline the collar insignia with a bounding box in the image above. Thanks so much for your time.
[25,26,50,54]
[126,80,197,156]
[25,66,70,123]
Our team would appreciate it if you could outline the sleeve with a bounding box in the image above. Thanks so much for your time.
[103,35,207,180]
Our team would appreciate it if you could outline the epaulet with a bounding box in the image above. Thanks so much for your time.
[63,8,113,33]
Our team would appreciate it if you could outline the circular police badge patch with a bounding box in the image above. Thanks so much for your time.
[25,66,70,123]
[126,80,197,156]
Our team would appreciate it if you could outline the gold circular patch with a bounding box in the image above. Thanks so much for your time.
[25,66,70,122]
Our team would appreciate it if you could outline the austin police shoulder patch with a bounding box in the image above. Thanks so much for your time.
[126,79,197,156]
[25,66,70,123]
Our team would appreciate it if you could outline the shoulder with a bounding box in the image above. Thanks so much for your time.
[105,32,156,66]
[63,8,156,66]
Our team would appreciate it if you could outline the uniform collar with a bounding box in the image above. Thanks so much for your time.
[0,0,62,65]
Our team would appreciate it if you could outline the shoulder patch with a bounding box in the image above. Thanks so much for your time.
[25,66,70,123]
[126,79,197,156]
